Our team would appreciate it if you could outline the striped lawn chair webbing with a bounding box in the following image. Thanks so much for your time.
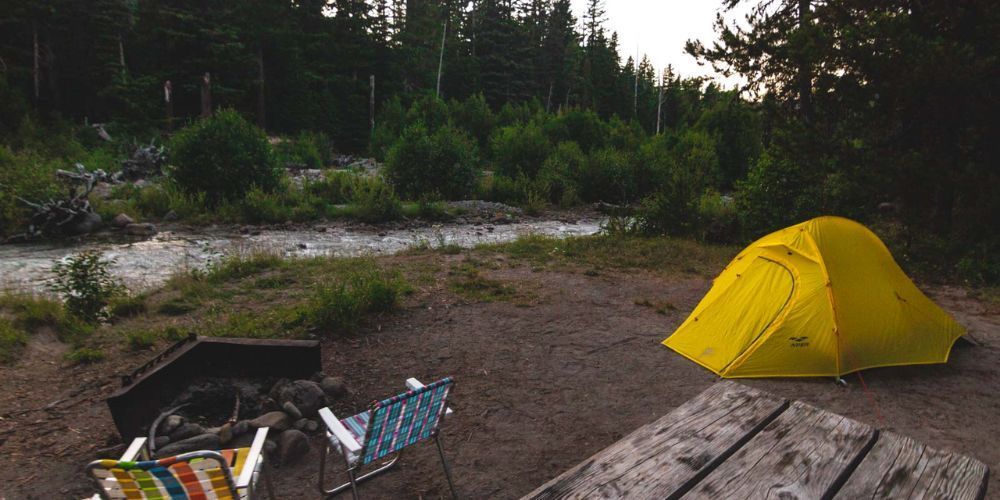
[360,377,453,465]
[87,448,248,499]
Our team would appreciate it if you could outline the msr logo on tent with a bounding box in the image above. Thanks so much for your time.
[789,336,809,348]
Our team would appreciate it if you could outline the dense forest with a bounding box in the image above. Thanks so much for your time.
[0,0,997,284]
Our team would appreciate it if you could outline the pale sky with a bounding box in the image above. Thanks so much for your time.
[570,0,741,87]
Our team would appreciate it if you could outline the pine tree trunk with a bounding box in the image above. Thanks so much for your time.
[33,21,39,103]
[257,45,266,130]
[164,80,173,132]
[200,72,212,118]
[436,19,447,98]
[369,75,376,136]
[797,0,813,122]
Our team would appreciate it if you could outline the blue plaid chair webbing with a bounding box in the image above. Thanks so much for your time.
[359,377,453,465]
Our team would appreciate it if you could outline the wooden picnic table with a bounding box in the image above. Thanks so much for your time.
[523,381,989,500]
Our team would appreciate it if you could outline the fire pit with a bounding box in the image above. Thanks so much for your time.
[106,335,323,440]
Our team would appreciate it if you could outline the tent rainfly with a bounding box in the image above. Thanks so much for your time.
[663,216,965,378]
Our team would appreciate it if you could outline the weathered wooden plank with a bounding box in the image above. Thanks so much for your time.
[686,400,876,500]
[521,381,788,500]
[834,431,989,500]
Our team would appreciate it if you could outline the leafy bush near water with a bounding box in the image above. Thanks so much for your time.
[49,251,125,323]
[169,109,281,204]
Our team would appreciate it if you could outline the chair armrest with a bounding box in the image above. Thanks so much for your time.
[405,378,453,416]
[319,407,362,455]
[236,427,268,489]
[119,437,148,461]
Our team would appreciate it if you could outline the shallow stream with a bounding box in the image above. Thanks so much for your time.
[0,217,604,294]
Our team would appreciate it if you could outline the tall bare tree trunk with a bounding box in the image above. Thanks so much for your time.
[200,72,212,118]
[257,46,266,130]
[546,82,553,113]
[436,19,447,98]
[797,0,813,122]
[656,77,664,134]
[369,75,376,136]
[164,80,173,132]
[118,36,126,74]
[33,21,40,103]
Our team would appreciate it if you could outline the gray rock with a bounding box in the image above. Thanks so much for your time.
[156,433,220,457]
[158,415,185,435]
[282,401,303,420]
[68,212,102,235]
[319,376,348,399]
[169,423,205,442]
[163,210,179,221]
[294,418,319,434]
[153,436,170,449]
[268,378,291,401]
[263,439,277,457]
[277,429,310,464]
[218,423,233,445]
[232,420,252,436]
[112,213,134,228]
[124,222,157,236]
[250,411,291,432]
[275,380,327,417]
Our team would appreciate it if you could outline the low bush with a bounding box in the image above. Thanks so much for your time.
[170,109,280,204]
[48,251,125,323]
[351,176,403,223]
[491,122,550,179]
[275,132,325,169]
[384,125,478,200]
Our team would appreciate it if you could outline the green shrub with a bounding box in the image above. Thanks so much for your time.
[0,319,27,364]
[352,176,403,223]
[370,96,407,160]
[49,251,125,323]
[0,147,62,236]
[306,171,355,204]
[538,142,586,205]
[491,123,551,179]
[543,109,608,152]
[577,148,637,204]
[449,94,496,151]
[276,132,324,169]
[170,109,280,204]
[695,190,739,242]
[417,193,451,221]
[66,347,105,364]
[384,125,478,200]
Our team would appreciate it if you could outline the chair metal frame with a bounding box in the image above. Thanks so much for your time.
[318,377,457,499]
[84,427,274,499]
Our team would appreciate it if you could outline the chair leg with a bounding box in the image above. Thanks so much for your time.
[435,434,458,500]
[319,442,401,497]
[347,467,360,500]
[262,459,277,500]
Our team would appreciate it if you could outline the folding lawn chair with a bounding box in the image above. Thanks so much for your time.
[318,377,456,499]
[84,427,274,499]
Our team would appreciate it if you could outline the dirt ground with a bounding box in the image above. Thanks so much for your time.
[1,254,998,499]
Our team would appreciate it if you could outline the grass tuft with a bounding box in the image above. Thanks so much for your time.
[0,319,28,364]
[66,347,105,364]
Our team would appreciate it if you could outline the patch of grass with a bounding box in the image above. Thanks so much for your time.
[0,319,28,364]
[206,248,285,283]
[109,294,147,319]
[125,330,158,351]
[635,297,678,315]
[0,293,63,331]
[65,347,105,364]
[306,260,409,334]
[447,265,517,302]
[253,275,294,289]
[157,297,199,316]
[486,234,736,276]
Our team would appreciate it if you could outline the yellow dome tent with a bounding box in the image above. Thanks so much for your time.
[663,216,965,378]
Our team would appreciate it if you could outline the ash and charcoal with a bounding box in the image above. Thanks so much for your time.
[148,373,348,465]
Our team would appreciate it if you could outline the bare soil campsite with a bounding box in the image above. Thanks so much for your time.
[1,236,997,499]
